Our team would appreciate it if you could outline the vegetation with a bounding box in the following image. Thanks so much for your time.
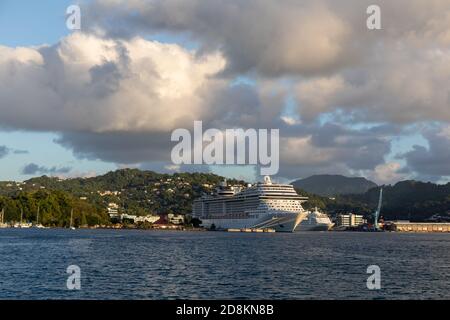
[295,180,450,221]
[1,169,449,225]
[0,190,108,227]
[292,174,377,197]
[0,169,246,225]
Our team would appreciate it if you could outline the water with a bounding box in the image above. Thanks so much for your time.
[0,229,449,300]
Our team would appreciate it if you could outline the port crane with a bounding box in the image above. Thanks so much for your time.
[373,188,383,230]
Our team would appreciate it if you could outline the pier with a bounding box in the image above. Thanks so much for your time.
[387,221,450,233]
[227,228,276,233]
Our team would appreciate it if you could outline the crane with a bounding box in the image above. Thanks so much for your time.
[374,188,383,230]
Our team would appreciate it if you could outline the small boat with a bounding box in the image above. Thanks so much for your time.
[32,205,48,229]
[69,208,76,230]
[0,209,8,228]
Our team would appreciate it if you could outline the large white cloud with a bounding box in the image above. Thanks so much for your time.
[0,33,226,133]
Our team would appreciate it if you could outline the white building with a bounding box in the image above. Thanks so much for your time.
[134,215,160,224]
[336,213,366,227]
[168,214,185,225]
[107,203,119,215]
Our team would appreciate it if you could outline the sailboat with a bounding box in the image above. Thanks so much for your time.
[0,208,8,228]
[70,208,76,230]
[33,205,47,229]
[15,208,31,228]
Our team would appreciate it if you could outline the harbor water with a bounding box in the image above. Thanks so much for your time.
[0,229,449,299]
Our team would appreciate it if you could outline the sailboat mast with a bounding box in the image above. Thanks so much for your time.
[70,208,73,228]
[37,205,40,225]
[20,207,23,225]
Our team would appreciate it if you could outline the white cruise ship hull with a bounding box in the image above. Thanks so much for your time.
[295,222,334,231]
[201,211,307,233]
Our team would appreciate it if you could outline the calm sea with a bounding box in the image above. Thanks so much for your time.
[0,229,449,300]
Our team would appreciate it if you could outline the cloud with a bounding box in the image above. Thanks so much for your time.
[82,0,450,125]
[0,146,9,158]
[85,0,356,77]
[0,146,28,158]
[368,162,410,185]
[2,1,450,183]
[399,125,450,181]
[22,163,72,176]
[84,0,450,77]
[13,149,29,155]
[295,48,450,123]
[277,122,397,179]
[0,33,226,133]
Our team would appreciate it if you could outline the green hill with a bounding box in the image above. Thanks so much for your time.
[0,189,108,227]
[333,181,450,221]
[0,169,245,220]
[291,174,377,197]
[2,169,449,225]
[294,180,450,222]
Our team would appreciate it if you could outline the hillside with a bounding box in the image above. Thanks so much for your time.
[0,189,108,227]
[2,170,450,224]
[291,174,377,197]
[295,180,450,222]
[334,181,450,221]
[0,169,245,217]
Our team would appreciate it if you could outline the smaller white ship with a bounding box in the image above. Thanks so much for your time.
[295,207,334,231]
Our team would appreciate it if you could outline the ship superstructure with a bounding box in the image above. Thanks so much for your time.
[295,207,334,231]
[192,176,309,232]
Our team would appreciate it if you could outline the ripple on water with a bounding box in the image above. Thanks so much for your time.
[0,229,449,299]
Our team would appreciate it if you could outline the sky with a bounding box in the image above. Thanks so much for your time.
[0,0,449,184]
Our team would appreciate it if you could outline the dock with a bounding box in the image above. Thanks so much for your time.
[387,221,450,233]
[227,228,275,233]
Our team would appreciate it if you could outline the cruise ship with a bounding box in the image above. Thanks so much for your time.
[192,176,309,232]
[295,207,334,231]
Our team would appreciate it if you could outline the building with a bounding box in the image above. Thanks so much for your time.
[168,214,185,225]
[336,213,366,227]
[107,203,119,215]
[134,215,160,224]
[386,221,450,233]
[109,213,137,223]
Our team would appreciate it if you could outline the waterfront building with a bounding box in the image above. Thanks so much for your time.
[107,203,119,216]
[336,213,366,227]
[168,214,185,225]
[134,215,160,224]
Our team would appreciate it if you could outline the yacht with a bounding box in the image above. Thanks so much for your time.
[295,207,334,231]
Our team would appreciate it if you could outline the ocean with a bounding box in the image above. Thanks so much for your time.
[0,229,449,299]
